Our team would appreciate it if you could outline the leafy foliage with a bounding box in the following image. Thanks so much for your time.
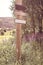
[23,0,43,33]
[10,0,43,42]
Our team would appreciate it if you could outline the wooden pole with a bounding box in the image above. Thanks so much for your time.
[16,23,22,60]
[15,0,26,61]
[15,0,22,5]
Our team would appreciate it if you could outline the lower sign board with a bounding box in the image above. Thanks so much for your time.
[15,19,26,24]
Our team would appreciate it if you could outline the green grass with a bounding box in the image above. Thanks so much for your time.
[0,29,16,40]
[0,29,43,65]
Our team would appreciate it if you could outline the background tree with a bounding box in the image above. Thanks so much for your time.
[10,0,43,41]
[23,0,43,33]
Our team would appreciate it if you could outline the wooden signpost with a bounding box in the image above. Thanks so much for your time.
[15,0,27,61]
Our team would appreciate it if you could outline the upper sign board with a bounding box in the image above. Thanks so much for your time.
[15,10,27,16]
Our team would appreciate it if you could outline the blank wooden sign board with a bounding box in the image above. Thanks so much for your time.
[15,0,27,61]
[15,19,26,24]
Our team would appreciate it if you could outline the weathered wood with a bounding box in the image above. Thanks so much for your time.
[15,0,27,61]
[16,23,22,60]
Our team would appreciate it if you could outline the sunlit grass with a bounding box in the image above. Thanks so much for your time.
[0,29,16,40]
[0,35,13,39]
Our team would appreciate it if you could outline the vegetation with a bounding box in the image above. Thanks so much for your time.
[0,35,43,65]
[9,0,43,65]
[10,0,43,41]
[0,0,43,65]
[0,29,43,65]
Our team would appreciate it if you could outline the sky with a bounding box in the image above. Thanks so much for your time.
[0,0,12,17]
